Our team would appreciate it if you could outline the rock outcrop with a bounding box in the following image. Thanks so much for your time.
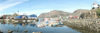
[80,8,100,19]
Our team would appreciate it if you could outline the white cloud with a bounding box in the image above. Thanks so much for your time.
[0,0,29,11]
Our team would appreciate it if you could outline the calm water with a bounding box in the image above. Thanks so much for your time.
[0,23,81,33]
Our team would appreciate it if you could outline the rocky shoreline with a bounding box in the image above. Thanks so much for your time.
[63,19,100,33]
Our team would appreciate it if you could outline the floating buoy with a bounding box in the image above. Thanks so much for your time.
[8,30,13,33]
[32,32,42,33]
[24,30,28,33]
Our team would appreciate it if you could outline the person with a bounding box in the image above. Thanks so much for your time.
[44,18,50,24]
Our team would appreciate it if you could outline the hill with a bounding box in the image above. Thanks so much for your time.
[38,10,71,18]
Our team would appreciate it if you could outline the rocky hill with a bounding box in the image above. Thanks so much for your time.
[72,9,90,16]
[38,10,71,18]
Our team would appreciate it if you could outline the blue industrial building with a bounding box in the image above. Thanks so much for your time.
[14,14,37,19]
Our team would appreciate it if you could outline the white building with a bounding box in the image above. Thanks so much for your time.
[93,2,99,9]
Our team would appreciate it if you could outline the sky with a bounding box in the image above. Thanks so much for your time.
[0,0,100,16]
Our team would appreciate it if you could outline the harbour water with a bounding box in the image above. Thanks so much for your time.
[0,23,81,33]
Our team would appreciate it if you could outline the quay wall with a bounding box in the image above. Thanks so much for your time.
[63,19,100,32]
[0,19,38,24]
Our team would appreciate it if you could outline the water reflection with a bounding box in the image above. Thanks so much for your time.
[0,23,80,33]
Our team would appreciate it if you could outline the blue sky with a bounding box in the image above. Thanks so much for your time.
[0,0,100,16]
